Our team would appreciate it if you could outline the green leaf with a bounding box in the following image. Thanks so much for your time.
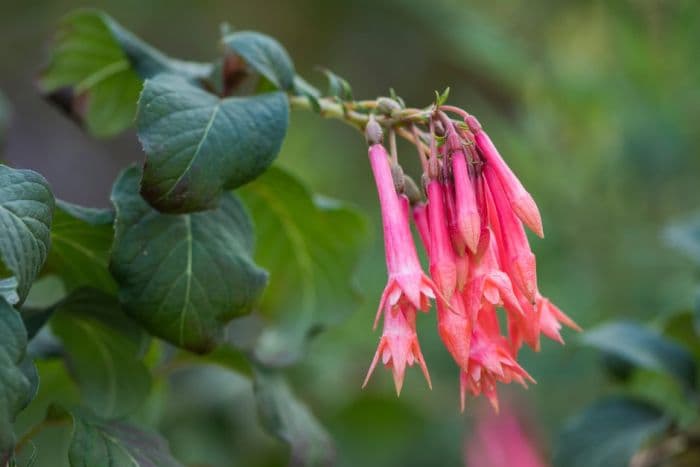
[581,321,697,391]
[553,397,669,467]
[137,74,289,213]
[0,277,19,306]
[318,68,353,101]
[664,212,700,264]
[293,76,321,113]
[50,288,151,418]
[39,9,211,138]
[0,299,37,464]
[0,165,54,305]
[223,31,295,91]
[110,166,268,353]
[434,86,450,106]
[47,405,184,467]
[239,167,368,366]
[44,200,116,294]
[254,366,335,467]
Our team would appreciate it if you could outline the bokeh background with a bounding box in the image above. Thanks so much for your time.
[2,0,700,466]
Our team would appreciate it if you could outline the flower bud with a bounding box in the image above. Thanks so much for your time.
[376,97,402,115]
[365,118,384,145]
[403,174,422,205]
[391,163,405,194]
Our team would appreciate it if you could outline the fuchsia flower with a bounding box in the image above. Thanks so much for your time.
[437,293,472,374]
[449,131,481,254]
[368,143,442,327]
[362,111,578,409]
[363,304,431,395]
[426,179,457,300]
[460,305,534,412]
[465,403,548,467]
[467,115,544,239]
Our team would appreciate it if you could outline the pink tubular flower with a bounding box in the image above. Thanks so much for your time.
[485,168,538,302]
[460,305,534,412]
[362,109,577,408]
[443,177,467,257]
[412,201,431,258]
[465,404,548,467]
[464,229,524,319]
[427,179,458,300]
[363,304,431,395]
[536,294,581,344]
[437,293,472,373]
[449,131,481,254]
[368,143,442,327]
[467,115,544,238]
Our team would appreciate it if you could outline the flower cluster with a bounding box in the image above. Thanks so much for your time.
[363,109,579,410]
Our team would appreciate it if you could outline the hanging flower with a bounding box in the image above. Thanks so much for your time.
[362,108,578,410]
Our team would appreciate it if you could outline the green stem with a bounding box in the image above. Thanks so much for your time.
[288,95,433,130]
[14,418,69,456]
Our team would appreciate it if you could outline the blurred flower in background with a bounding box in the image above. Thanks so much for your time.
[465,399,548,467]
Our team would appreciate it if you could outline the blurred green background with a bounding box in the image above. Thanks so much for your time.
[2,0,700,465]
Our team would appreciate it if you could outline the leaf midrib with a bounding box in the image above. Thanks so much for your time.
[157,103,221,202]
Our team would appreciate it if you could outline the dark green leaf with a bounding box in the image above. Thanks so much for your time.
[318,68,353,101]
[254,367,335,467]
[137,74,289,213]
[110,166,267,353]
[663,311,700,361]
[50,288,151,418]
[0,165,54,305]
[47,405,184,467]
[239,167,368,366]
[39,9,211,137]
[44,200,116,294]
[22,306,56,340]
[223,31,295,91]
[581,321,697,390]
[553,397,669,467]
[0,299,37,463]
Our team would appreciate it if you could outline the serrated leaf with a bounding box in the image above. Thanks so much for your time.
[50,288,151,418]
[553,397,669,467]
[581,321,697,391]
[110,166,268,353]
[46,405,184,467]
[223,31,295,91]
[318,68,353,101]
[137,74,289,213]
[44,200,116,294]
[0,299,37,464]
[254,367,335,467]
[39,9,211,137]
[0,165,54,305]
[239,167,368,366]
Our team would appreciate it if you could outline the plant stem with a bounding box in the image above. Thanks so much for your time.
[15,418,69,456]
[288,95,434,130]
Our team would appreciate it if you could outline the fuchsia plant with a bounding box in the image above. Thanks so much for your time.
[361,107,580,410]
[0,7,595,466]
